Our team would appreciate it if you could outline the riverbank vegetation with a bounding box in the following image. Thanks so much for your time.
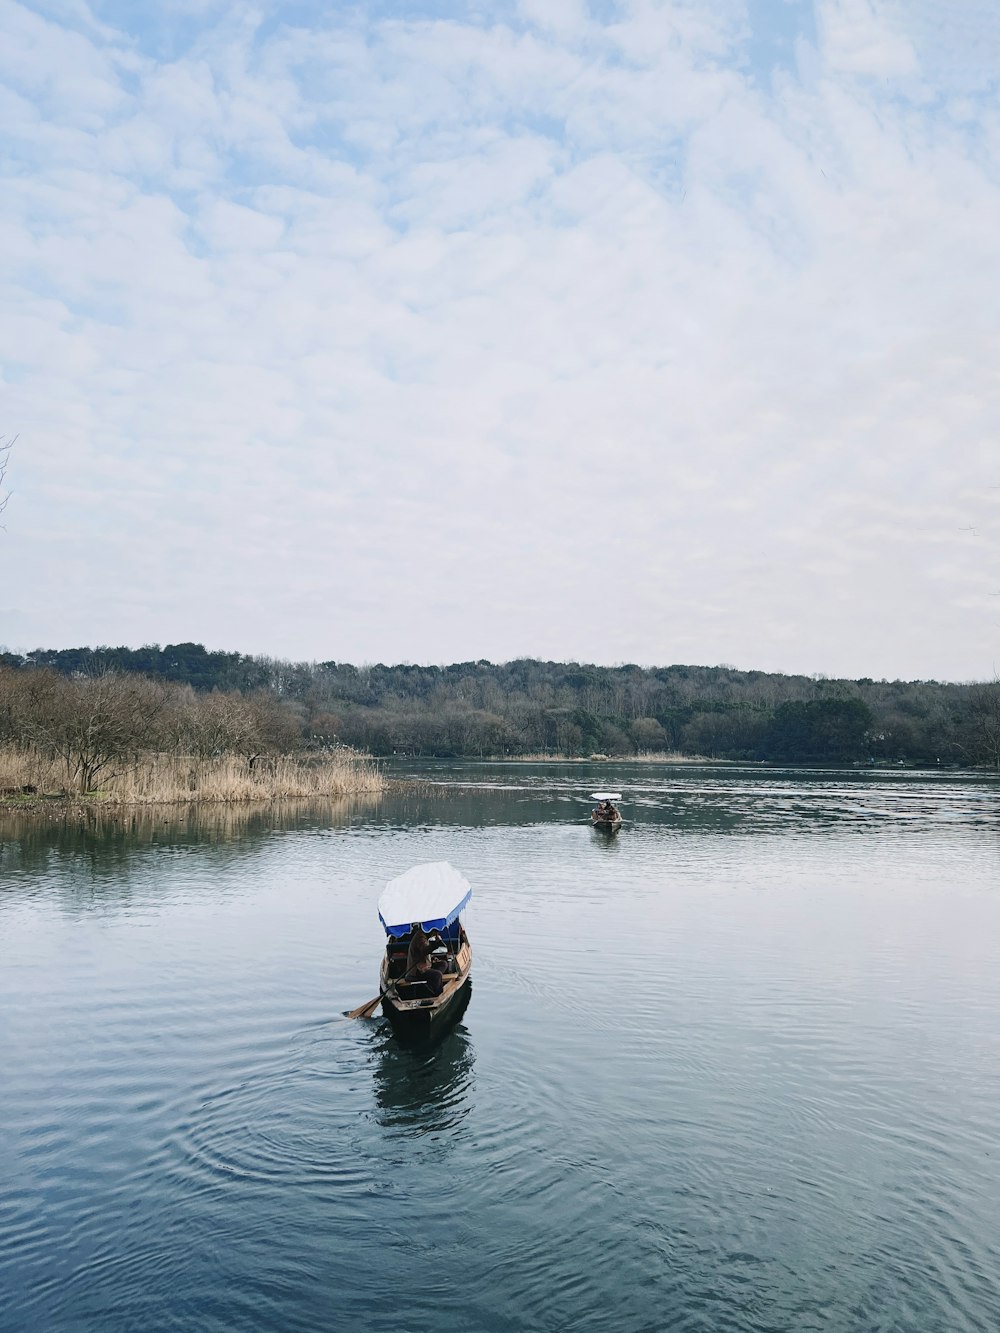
[1,648,999,770]
[0,667,383,802]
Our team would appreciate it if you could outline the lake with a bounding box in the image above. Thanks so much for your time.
[2,762,999,1332]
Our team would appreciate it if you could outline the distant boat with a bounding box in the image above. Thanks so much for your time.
[590,791,623,832]
[377,862,473,1036]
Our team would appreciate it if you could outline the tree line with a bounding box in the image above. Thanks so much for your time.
[2,645,999,770]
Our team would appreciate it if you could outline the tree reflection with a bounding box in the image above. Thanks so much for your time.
[0,794,382,880]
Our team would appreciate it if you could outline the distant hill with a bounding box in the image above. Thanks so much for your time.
[1,644,995,767]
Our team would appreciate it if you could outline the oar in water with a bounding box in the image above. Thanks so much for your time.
[345,963,416,1020]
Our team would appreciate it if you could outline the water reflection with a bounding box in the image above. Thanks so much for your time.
[2,762,1000,1333]
[3,768,996,882]
[590,826,622,851]
[0,794,382,875]
[372,988,475,1133]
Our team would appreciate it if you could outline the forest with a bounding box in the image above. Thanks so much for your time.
[2,643,999,770]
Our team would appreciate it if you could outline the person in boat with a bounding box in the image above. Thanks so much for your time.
[405,924,445,996]
[427,929,457,975]
[406,924,429,973]
[594,799,618,820]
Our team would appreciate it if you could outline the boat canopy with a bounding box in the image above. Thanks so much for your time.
[590,792,622,802]
[378,861,472,937]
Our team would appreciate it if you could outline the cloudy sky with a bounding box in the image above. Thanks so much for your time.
[2,0,998,679]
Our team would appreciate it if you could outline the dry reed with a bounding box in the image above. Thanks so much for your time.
[0,746,66,793]
[0,746,384,805]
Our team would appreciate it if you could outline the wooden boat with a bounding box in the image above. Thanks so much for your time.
[591,811,623,832]
[590,790,623,832]
[377,862,473,1037]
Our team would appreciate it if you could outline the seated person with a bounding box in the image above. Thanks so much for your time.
[406,924,429,973]
[404,924,445,997]
[432,943,457,975]
[412,955,445,997]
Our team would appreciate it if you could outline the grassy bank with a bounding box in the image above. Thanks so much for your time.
[0,746,384,810]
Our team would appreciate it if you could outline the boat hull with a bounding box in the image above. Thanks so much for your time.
[382,973,471,1036]
[591,815,622,832]
[380,941,472,1036]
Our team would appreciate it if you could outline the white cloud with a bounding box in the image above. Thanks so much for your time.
[818,0,918,79]
[1,0,998,679]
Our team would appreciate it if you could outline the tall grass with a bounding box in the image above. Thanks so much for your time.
[0,747,65,793]
[0,747,384,804]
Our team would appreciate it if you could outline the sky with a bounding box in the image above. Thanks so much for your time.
[1,0,999,680]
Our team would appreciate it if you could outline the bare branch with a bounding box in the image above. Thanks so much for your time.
[0,433,16,522]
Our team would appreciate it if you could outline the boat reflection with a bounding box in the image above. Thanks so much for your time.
[371,985,475,1134]
[591,825,622,850]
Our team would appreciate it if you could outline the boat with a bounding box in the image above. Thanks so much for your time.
[590,791,623,832]
[377,861,473,1036]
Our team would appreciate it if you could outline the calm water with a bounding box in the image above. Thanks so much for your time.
[2,762,999,1333]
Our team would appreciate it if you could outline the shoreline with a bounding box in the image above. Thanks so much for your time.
[461,752,715,764]
[382,754,986,772]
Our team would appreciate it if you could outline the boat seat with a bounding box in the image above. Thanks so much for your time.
[396,980,435,999]
[398,968,460,997]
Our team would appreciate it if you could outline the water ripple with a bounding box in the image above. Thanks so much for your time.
[2,765,1000,1332]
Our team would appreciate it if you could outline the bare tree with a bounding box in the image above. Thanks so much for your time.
[16,669,167,793]
[963,680,1000,770]
[0,434,14,521]
[172,688,301,769]
[0,665,21,743]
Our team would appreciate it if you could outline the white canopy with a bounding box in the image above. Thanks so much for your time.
[590,792,622,802]
[378,861,472,937]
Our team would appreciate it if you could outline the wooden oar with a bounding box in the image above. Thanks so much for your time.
[345,962,416,1020]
